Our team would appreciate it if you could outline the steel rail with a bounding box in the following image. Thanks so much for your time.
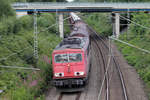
[98,36,128,100]
[100,37,128,100]
[88,24,128,100]
[90,28,110,100]
[91,38,108,100]
[112,55,128,100]
[77,12,128,100]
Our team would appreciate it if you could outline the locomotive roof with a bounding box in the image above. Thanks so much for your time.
[54,37,89,50]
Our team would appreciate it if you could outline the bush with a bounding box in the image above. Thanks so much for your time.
[10,86,34,100]
[0,0,15,19]
[116,12,150,98]
[81,13,112,37]
[0,13,61,99]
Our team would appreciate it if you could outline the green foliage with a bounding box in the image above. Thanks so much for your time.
[37,13,56,33]
[10,86,34,100]
[0,15,33,36]
[19,16,33,31]
[116,12,150,98]
[0,13,61,99]
[81,13,112,37]
[0,0,15,19]
[0,70,19,90]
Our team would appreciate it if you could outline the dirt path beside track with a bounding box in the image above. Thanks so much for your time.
[111,44,148,100]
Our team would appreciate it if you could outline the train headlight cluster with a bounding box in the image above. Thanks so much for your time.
[74,72,84,76]
[55,73,64,77]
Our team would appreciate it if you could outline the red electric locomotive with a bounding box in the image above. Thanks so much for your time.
[52,13,91,92]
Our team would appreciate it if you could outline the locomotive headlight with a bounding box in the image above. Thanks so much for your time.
[54,73,64,77]
[79,72,84,75]
[74,72,84,76]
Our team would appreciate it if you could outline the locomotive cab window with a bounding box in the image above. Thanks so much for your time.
[54,53,82,63]
[55,54,68,63]
[69,53,82,62]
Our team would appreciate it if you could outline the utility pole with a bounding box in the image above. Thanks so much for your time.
[34,9,38,61]
[59,13,64,38]
[56,9,58,35]
[115,13,120,38]
[127,8,130,40]
[127,0,130,40]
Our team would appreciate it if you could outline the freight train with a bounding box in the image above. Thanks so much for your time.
[52,13,91,92]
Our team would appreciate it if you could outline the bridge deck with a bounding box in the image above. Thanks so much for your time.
[12,2,150,12]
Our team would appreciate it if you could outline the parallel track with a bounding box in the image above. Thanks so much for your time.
[88,26,128,100]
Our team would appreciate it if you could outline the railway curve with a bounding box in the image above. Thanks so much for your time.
[45,13,148,100]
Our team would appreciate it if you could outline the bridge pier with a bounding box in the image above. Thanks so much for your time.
[59,13,64,38]
[115,13,120,38]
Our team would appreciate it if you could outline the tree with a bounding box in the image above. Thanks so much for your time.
[0,0,15,18]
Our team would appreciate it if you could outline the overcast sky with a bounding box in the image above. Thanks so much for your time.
[66,0,74,2]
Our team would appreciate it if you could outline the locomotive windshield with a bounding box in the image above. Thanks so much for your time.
[55,54,68,63]
[69,53,82,62]
[55,53,82,63]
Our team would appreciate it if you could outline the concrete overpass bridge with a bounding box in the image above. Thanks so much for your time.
[12,2,150,38]
[12,2,150,12]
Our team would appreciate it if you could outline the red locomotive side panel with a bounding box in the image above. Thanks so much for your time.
[52,49,87,79]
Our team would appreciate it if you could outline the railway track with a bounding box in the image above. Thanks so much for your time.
[91,35,108,100]
[89,28,110,100]
[58,92,81,100]
[46,26,128,100]
[88,26,128,100]
[46,13,130,100]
